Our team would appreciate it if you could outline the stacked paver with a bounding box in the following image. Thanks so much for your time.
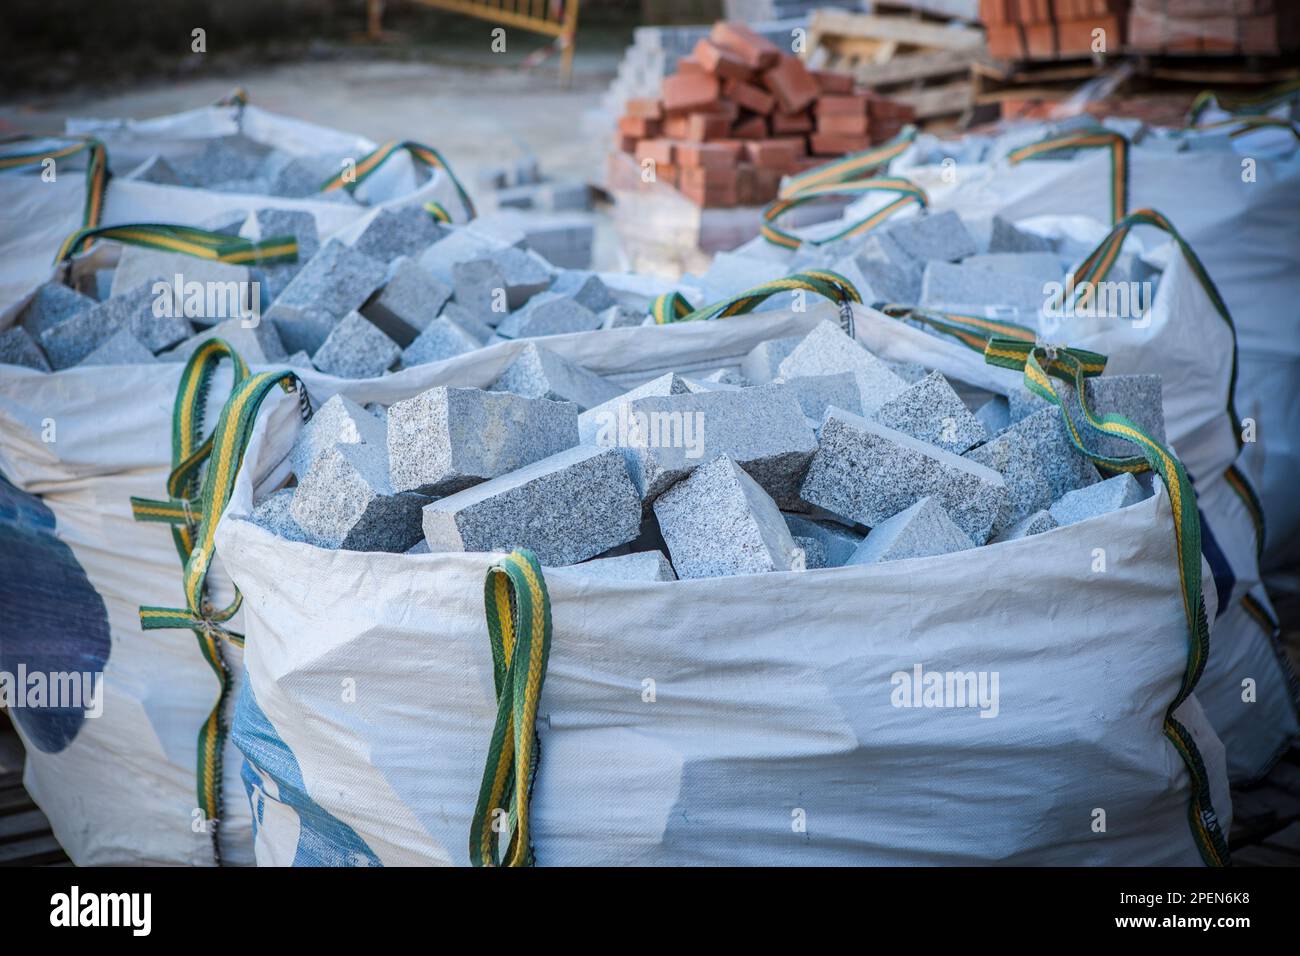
[1128,0,1297,55]
[981,0,1131,58]
[614,21,916,208]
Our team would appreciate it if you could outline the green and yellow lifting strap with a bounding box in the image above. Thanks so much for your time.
[985,338,1229,867]
[318,140,476,220]
[0,135,109,236]
[1188,78,1300,127]
[54,222,299,267]
[134,355,308,863]
[649,269,863,326]
[760,177,928,250]
[1185,115,1300,141]
[777,125,918,198]
[1006,128,1129,225]
[469,549,554,867]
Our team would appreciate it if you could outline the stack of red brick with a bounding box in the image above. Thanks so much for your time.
[1129,0,1297,55]
[614,21,917,208]
[980,1,1130,59]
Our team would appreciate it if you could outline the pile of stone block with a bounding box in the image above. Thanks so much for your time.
[251,317,1164,584]
[613,20,917,208]
[475,156,592,216]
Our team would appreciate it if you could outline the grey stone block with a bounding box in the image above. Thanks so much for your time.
[388,386,578,495]
[1003,406,1102,499]
[550,271,615,312]
[478,165,509,191]
[496,292,600,340]
[599,305,644,330]
[399,317,481,368]
[921,260,1048,318]
[654,455,804,579]
[110,246,251,312]
[0,327,50,371]
[38,281,191,369]
[161,316,287,365]
[773,372,864,422]
[558,550,676,581]
[243,208,320,301]
[129,154,186,186]
[94,270,114,302]
[291,441,429,552]
[353,206,447,264]
[1067,374,1166,459]
[202,209,251,237]
[741,335,803,385]
[776,320,907,412]
[871,370,987,454]
[846,497,976,565]
[578,372,693,445]
[792,534,826,569]
[291,393,389,478]
[77,329,158,367]
[1007,385,1050,423]
[800,409,1008,544]
[783,512,864,568]
[286,351,312,367]
[702,368,747,386]
[311,311,400,379]
[1049,472,1146,527]
[853,254,922,304]
[441,302,494,343]
[963,430,1052,537]
[422,445,641,565]
[272,239,386,322]
[885,211,978,263]
[418,228,510,285]
[992,509,1057,542]
[963,252,1064,282]
[363,257,453,347]
[617,385,816,506]
[266,304,340,356]
[452,247,553,318]
[884,360,928,384]
[176,135,272,186]
[975,395,1010,434]
[989,215,1055,254]
[515,156,541,186]
[18,283,95,339]
[489,343,623,410]
[248,488,310,543]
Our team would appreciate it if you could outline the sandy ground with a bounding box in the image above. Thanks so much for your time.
[1,55,628,267]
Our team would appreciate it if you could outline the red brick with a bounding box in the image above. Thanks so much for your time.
[771,109,814,134]
[635,139,676,165]
[1240,12,1300,54]
[1127,9,1165,49]
[1058,16,1123,55]
[656,164,679,187]
[662,73,721,113]
[744,138,802,170]
[736,164,759,207]
[676,57,706,77]
[732,113,769,139]
[693,38,756,82]
[771,135,807,157]
[710,21,782,70]
[980,0,1009,22]
[871,121,905,143]
[818,113,871,135]
[680,165,739,190]
[762,55,820,114]
[676,142,740,169]
[816,93,870,116]
[987,22,1027,57]
[625,97,663,120]
[663,115,692,138]
[753,167,785,202]
[1197,16,1240,52]
[812,70,854,94]
[1164,16,1203,51]
[680,178,738,208]
[616,135,637,154]
[687,112,731,141]
[618,116,661,138]
[697,99,741,123]
[809,132,872,155]
[867,94,915,121]
[1025,22,1058,57]
[724,79,777,115]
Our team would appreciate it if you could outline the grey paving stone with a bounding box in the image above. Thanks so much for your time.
[110,247,252,314]
[489,343,623,410]
[0,327,51,371]
[776,320,907,413]
[773,371,865,422]
[266,304,341,357]
[963,252,1064,282]
[418,228,511,285]
[202,209,251,237]
[578,372,693,445]
[1007,385,1051,423]
[38,281,191,369]
[422,444,641,565]
[885,211,979,263]
[399,317,481,368]
[975,395,1011,435]
[1049,472,1146,527]
[792,534,826,569]
[311,311,400,379]
[871,370,987,454]
[557,550,677,582]
[852,254,922,304]
[495,292,600,339]
[128,154,186,186]
[452,247,554,317]
[740,335,803,385]
[271,239,386,322]
[175,135,272,186]
[989,215,1055,253]
[701,368,748,386]
[599,304,644,330]
[884,359,928,384]
[352,206,447,264]
[160,316,287,365]
[94,270,114,302]
[291,441,429,552]
[290,393,389,478]
[363,257,453,347]
[800,409,1008,544]
[963,430,1053,537]
[77,328,158,367]
[654,454,804,579]
[18,283,95,339]
[992,509,1057,543]
[611,385,816,507]
[247,488,310,543]
[441,302,494,343]
[921,260,1049,318]
[550,271,615,312]
[782,512,864,568]
[846,497,976,565]
[388,386,578,495]
[243,208,320,301]
[1001,407,1102,500]
[1065,374,1167,459]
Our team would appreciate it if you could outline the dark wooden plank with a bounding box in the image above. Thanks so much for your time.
[0,834,63,865]
[0,809,51,843]
[0,786,34,817]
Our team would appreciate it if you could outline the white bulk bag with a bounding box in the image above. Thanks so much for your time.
[215,305,1231,866]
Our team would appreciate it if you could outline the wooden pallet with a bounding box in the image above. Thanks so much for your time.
[1231,748,1300,866]
[0,713,70,867]
[805,8,992,129]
